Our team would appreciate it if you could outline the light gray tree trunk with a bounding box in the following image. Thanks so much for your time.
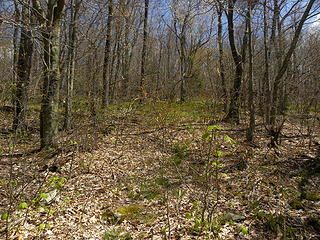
[64,0,80,130]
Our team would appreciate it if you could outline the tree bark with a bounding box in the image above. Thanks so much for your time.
[32,0,68,149]
[263,0,271,124]
[13,3,34,131]
[225,0,246,124]
[102,0,113,107]
[64,0,80,130]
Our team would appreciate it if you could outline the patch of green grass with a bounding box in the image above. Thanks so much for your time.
[168,141,190,165]
[155,177,171,188]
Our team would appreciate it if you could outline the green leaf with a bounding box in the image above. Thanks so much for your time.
[238,225,249,235]
[69,140,78,145]
[18,202,28,209]
[40,193,49,199]
[207,125,222,131]
[224,135,237,145]
[49,209,55,215]
[185,213,193,219]
[0,213,9,220]
[38,223,46,231]
[215,151,223,157]
[202,132,211,140]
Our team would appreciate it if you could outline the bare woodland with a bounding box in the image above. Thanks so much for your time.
[0,0,320,239]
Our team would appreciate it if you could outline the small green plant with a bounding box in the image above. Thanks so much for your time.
[169,141,190,165]
[155,177,172,188]
[238,225,249,235]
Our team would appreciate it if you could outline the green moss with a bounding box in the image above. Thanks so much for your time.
[116,205,144,220]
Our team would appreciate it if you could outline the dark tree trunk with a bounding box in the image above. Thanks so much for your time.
[102,0,113,107]
[225,0,246,124]
[263,0,271,124]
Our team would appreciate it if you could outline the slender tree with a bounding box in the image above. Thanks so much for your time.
[140,0,149,100]
[102,0,113,107]
[246,1,256,142]
[13,1,34,131]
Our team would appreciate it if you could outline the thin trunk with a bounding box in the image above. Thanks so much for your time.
[64,0,80,130]
[217,3,227,110]
[263,0,271,123]
[246,3,255,142]
[12,0,20,106]
[121,18,130,99]
[13,3,34,131]
[102,0,113,107]
[140,0,149,100]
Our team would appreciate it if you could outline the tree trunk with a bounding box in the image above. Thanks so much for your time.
[64,0,80,130]
[225,0,245,124]
[13,3,34,131]
[217,2,227,111]
[102,0,113,107]
[246,2,255,142]
[140,0,149,101]
[263,0,271,124]
[32,0,68,149]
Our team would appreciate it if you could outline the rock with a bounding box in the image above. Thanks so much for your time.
[41,189,59,205]
[224,212,246,222]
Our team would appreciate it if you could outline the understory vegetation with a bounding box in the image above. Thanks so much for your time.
[0,100,319,239]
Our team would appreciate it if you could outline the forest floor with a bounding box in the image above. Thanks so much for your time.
[0,100,319,240]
